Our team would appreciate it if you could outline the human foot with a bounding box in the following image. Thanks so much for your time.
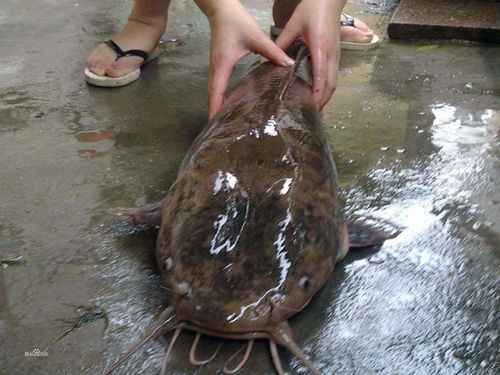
[86,17,166,78]
[339,13,374,44]
[273,0,375,45]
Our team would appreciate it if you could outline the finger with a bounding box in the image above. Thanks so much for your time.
[254,36,295,67]
[275,26,300,53]
[319,55,339,110]
[319,38,341,109]
[207,56,236,120]
[308,39,328,110]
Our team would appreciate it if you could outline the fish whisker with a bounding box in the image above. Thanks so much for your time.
[188,333,221,366]
[223,339,254,374]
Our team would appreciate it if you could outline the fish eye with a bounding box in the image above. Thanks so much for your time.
[178,281,192,296]
[163,257,173,271]
[299,276,311,291]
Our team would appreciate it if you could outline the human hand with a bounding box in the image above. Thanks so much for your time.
[275,0,344,110]
[200,0,295,119]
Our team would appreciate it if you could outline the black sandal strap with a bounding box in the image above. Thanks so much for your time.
[105,39,149,61]
[340,12,355,27]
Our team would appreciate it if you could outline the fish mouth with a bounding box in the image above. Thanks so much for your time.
[182,321,270,340]
[103,306,322,375]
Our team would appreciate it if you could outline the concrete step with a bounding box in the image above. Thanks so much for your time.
[388,0,500,43]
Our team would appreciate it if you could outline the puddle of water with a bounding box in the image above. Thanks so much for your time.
[0,56,25,75]
[431,104,497,148]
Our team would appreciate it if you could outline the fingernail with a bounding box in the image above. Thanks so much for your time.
[285,57,294,66]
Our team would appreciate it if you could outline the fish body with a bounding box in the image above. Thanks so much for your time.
[105,45,396,375]
[157,45,347,336]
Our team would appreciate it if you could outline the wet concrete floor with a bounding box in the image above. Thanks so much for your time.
[0,1,498,374]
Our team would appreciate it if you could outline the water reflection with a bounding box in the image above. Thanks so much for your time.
[431,104,496,149]
[210,171,250,255]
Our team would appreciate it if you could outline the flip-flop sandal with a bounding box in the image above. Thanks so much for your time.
[270,13,380,51]
[338,13,380,50]
[84,39,160,87]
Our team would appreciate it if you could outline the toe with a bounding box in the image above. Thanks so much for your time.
[358,31,374,44]
[341,26,374,44]
[352,18,371,33]
[90,66,106,76]
[87,43,117,76]
[105,56,143,77]
[87,59,106,76]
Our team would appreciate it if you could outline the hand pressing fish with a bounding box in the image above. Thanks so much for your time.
[104,44,399,375]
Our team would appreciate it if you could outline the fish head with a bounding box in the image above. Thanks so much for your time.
[160,228,336,333]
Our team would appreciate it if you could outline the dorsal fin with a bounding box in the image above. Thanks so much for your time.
[277,44,310,102]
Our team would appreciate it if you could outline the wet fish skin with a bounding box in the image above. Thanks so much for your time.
[104,44,400,375]
[156,44,348,334]
[105,45,366,375]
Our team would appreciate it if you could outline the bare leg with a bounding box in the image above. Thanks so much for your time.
[273,0,374,44]
[87,0,171,78]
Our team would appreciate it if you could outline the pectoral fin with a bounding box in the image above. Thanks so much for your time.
[109,199,165,227]
[348,215,401,248]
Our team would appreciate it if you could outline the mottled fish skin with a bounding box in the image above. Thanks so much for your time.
[156,45,349,335]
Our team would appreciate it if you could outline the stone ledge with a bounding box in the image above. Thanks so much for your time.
[388,0,500,43]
